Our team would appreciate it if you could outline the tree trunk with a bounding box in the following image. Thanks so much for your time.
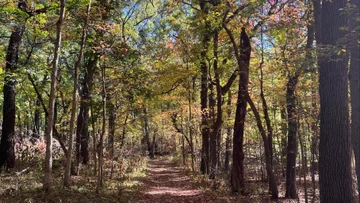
[318,0,353,201]
[108,104,115,161]
[96,63,106,193]
[285,74,299,199]
[143,107,153,158]
[230,28,251,194]
[349,0,360,200]
[108,103,115,179]
[246,94,279,199]
[299,122,309,203]
[32,98,41,142]
[0,27,24,169]
[0,0,28,169]
[64,0,91,186]
[188,80,195,171]
[43,0,66,192]
[259,27,275,193]
[200,34,211,174]
[90,99,97,176]
[76,56,97,167]
[224,91,232,171]
[280,107,287,177]
[182,135,186,165]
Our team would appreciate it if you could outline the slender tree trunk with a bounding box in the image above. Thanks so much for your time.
[246,94,279,199]
[96,63,106,193]
[188,81,195,171]
[108,104,115,179]
[143,107,153,158]
[259,27,275,193]
[224,91,232,171]
[182,135,186,165]
[43,0,66,192]
[108,105,115,161]
[299,122,309,203]
[319,0,353,201]
[32,98,41,141]
[90,99,97,176]
[209,30,222,179]
[64,0,91,186]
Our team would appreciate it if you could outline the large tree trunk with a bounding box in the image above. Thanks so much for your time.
[230,28,251,194]
[0,0,28,169]
[43,0,66,192]
[318,0,353,201]
[0,26,24,169]
[349,0,360,200]
[76,56,97,166]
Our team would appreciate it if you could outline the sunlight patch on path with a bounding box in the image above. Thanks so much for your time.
[145,187,201,196]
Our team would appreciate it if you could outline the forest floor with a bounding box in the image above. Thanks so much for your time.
[0,156,314,203]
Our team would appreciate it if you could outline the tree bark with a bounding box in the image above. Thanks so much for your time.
[43,0,66,192]
[349,0,360,200]
[285,74,299,199]
[108,105,115,160]
[224,91,232,171]
[318,0,353,201]
[0,0,28,169]
[0,27,24,170]
[143,107,153,158]
[76,56,97,166]
[229,28,251,194]
[96,63,106,193]
[199,0,211,175]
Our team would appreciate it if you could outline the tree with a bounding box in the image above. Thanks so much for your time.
[43,0,66,192]
[318,0,353,201]
[228,27,251,194]
[349,0,360,200]
[64,0,91,186]
[76,56,97,166]
[0,0,27,170]
[199,0,211,175]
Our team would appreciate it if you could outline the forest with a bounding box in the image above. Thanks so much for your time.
[0,0,359,202]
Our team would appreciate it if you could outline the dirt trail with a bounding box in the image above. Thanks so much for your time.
[135,157,214,203]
